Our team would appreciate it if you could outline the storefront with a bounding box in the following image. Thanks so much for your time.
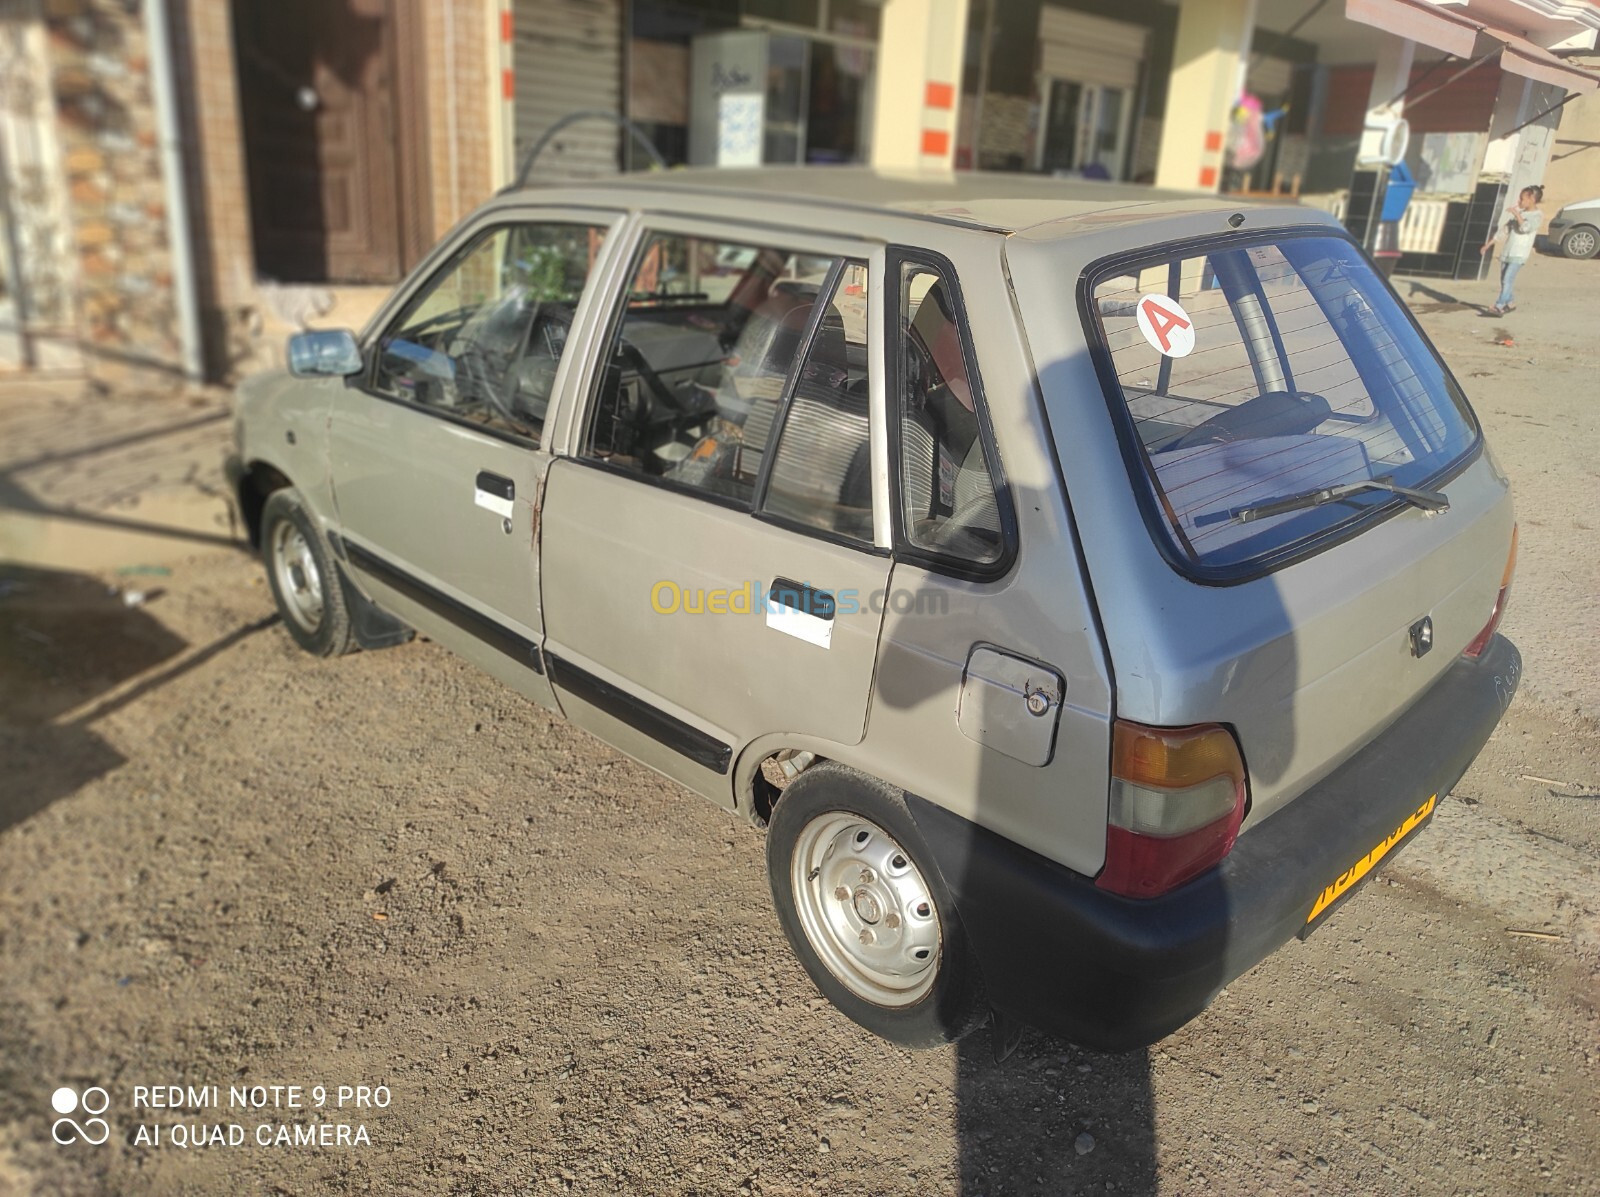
[622,0,881,169]
[1248,0,1599,280]
[617,0,1174,182]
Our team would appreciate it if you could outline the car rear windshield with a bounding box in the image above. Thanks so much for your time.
[1089,233,1478,575]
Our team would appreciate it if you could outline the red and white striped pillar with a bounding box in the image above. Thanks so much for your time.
[1154,0,1257,192]
[870,0,971,171]
[495,0,516,184]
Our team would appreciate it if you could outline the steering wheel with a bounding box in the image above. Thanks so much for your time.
[522,300,576,356]
[453,345,524,427]
[396,304,478,345]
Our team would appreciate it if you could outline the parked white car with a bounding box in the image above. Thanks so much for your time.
[1546,197,1600,258]
[229,168,1521,1052]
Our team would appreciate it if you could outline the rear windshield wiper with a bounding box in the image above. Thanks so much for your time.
[1211,476,1450,525]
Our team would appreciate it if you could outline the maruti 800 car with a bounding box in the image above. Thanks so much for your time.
[228,169,1520,1051]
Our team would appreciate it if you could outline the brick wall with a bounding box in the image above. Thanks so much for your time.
[169,0,255,379]
[45,0,181,390]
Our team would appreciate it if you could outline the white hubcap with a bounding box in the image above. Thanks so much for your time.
[270,519,325,633]
[791,813,942,1007]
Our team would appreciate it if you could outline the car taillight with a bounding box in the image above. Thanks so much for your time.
[1464,524,1518,659]
[1096,721,1248,899]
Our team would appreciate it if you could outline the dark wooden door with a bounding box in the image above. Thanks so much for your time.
[235,0,405,283]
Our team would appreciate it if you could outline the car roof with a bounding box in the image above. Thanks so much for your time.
[504,165,1286,238]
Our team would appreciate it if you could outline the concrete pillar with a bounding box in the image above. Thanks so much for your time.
[1484,74,1536,177]
[1485,74,1566,205]
[1154,0,1257,191]
[489,0,515,186]
[870,0,971,171]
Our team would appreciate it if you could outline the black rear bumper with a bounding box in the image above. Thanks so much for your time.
[906,635,1521,1052]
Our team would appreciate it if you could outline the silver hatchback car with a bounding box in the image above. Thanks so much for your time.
[229,168,1520,1052]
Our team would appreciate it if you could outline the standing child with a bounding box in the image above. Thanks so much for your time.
[1480,185,1545,315]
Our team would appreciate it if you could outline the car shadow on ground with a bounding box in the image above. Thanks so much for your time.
[0,564,275,831]
[878,333,1306,1193]
[956,1033,1157,1193]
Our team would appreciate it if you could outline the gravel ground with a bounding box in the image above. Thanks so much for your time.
[0,253,1596,1196]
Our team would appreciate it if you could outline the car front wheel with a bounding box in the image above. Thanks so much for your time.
[1560,225,1599,259]
[766,762,986,1048]
[261,489,353,657]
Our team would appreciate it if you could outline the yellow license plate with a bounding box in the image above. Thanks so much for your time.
[1302,794,1437,936]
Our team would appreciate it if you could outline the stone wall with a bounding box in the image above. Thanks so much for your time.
[45,0,182,390]
[2,3,75,368]
[974,92,1036,172]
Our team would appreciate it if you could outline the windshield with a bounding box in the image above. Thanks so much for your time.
[1088,233,1479,575]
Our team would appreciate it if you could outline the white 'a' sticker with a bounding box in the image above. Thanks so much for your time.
[1135,294,1196,358]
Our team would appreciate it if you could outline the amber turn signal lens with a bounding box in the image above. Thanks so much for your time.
[1112,721,1246,791]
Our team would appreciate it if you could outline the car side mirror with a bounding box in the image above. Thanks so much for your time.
[287,329,364,378]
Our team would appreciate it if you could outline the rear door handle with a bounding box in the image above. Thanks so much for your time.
[476,471,514,500]
[766,577,835,649]
[769,577,835,620]
[475,471,515,519]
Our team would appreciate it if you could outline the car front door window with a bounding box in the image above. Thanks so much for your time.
[373,222,602,440]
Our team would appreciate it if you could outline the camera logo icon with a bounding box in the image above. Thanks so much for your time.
[51,1086,111,1146]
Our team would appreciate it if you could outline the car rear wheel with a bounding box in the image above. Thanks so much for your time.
[767,762,985,1048]
[262,489,353,657]
[1560,225,1599,259]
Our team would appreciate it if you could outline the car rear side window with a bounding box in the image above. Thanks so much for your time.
[1090,234,1478,574]
[893,261,1006,568]
[758,262,874,542]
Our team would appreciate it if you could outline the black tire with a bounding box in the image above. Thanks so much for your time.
[260,489,353,657]
[1561,225,1599,260]
[766,763,986,1048]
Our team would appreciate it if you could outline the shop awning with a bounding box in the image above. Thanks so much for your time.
[1345,0,1481,58]
[1490,25,1600,91]
[1345,0,1600,93]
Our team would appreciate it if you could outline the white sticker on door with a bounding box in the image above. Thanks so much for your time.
[765,602,833,649]
[474,490,515,520]
[1135,294,1196,358]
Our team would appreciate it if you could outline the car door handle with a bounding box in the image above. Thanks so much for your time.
[769,577,835,620]
[476,471,514,501]
[474,471,516,521]
[766,577,835,649]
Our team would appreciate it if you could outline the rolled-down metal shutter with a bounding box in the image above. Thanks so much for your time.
[513,0,622,182]
[1038,5,1148,92]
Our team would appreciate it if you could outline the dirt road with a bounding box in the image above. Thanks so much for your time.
[0,256,1596,1196]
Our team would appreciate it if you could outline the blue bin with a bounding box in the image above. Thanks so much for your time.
[1381,162,1416,223]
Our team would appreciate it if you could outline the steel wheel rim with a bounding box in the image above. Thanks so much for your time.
[790,812,942,1007]
[270,518,325,633]
[1569,229,1596,257]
